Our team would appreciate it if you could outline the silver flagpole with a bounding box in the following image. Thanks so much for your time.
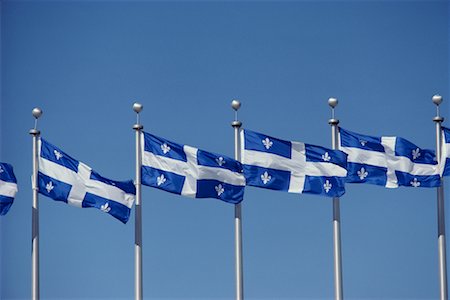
[30,107,42,300]
[328,98,343,300]
[133,103,144,300]
[231,100,244,300]
[433,95,448,300]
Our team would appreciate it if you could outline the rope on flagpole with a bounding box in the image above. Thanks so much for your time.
[231,99,244,300]
[30,107,42,300]
[433,94,448,300]
[328,98,344,300]
[133,102,144,300]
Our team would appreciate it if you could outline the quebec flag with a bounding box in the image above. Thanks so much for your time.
[339,128,440,188]
[38,138,136,223]
[0,162,18,215]
[440,126,450,176]
[241,129,347,197]
[141,132,245,204]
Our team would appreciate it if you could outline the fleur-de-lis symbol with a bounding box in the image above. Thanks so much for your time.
[322,152,331,162]
[46,181,54,193]
[412,148,421,160]
[410,178,421,188]
[216,156,226,166]
[262,138,273,150]
[100,202,111,213]
[215,184,225,196]
[357,167,368,180]
[161,143,171,154]
[0,166,3,173]
[261,171,271,185]
[323,180,332,193]
[156,174,166,186]
[360,140,367,146]
[54,150,63,160]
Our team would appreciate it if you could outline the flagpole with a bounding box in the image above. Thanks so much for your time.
[133,103,144,300]
[433,95,448,300]
[231,99,244,300]
[30,107,42,300]
[328,98,343,300]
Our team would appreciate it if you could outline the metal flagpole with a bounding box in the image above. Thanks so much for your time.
[433,95,448,300]
[133,103,144,300]
[231,99,244,300]
[30,107,42,300]
[328,98,344,300]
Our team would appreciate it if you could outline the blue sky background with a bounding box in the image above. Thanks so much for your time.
[1,0,449,299]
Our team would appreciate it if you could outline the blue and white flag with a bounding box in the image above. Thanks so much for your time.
[339,128,440,188]
[0,162,18,215]
[141,132,245,204]
[38,138,136,223]
[440,126,450,177]
[241,129,347,197]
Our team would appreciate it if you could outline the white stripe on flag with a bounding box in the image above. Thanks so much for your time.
[0,180,18,197]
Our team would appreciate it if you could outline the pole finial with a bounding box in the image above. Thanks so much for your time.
[433,95,443,106]
[328,97,338,108]
[32,107,43,119]
[133,102,143,114]
[231,99,242,127]
[231,99,241,111]
[133,102,144,129]
[328,97,339,123]
[31,107,43,132]
[432,95,444,122]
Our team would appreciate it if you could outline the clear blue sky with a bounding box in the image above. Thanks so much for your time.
[1,1,449,299]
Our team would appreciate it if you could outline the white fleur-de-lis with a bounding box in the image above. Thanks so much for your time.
[215,184,225,196]
[360,140,367,146]
[357,167,368,180]
[156,174,166,186]
[161,143,171,154]
[0,166,3,173]
[412,148,421,160]
[216,156,226,166]
[322,152,331,162]
[100,202,111,213]
[323,180,332,193]
[46,181,54,193]
[410,178,421,188]
[54,150,63,160]
[262,138,273,150]
[261,171,271,185]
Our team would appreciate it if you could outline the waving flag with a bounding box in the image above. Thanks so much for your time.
[241,129,347,197]
[0,162,18,215]
[141,132,245,204]
[38,138,136,223]
[339,128,440,188]
[440,127,450,176]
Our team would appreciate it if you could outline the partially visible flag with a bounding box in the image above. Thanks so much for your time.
[339,127,440,188]
[440,126,450,177]
[141,131,245,204]
[0,162,18,215]
[38,138,136,223]
[241,129,347,197]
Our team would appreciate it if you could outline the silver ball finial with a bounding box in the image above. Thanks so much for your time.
[432,95,443,106]
[231,99,241,111]
[328,98,338,108]
[133,102,143,113]
[32,107,43,119]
